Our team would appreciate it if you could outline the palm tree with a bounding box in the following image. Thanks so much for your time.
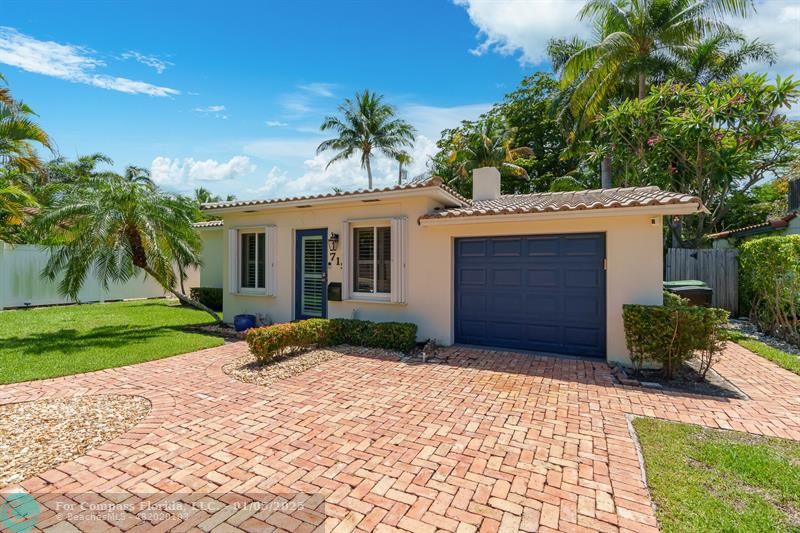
[0,177,37,241]
[193,186,221,204]
[122,165,156,187]
[0,97,52,176]
[317,90,416,189]
[45,153,114,184]
[396,152,412,185]
[672,29,776,85]
[36,174,220,322]
[447,118,532,188]
[556,0,753,187]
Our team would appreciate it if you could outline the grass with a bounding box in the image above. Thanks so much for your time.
[725,330,800,376]
[0,299,224,384]
[633,418,800,533]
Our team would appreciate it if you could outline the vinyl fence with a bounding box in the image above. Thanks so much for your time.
[665,248,739,315]
[0,242,199,310]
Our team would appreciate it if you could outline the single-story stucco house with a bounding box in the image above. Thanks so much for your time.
[199,168,704,365]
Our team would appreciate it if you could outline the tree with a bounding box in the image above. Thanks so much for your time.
[597,75,800,246]
[0,176,37,242]
[432,73,582,195]
[395,152,411,185]
[555,0,753,187]
[317,90,416,189]
[437,117,533,197]
[672,29,776,85]
[35,174,221,322]
[0,74,52,176]
[720,177,789,231]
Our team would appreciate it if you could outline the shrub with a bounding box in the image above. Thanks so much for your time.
[189,287,223,311]
[623,303,728,379]
[329,319,418,353]
[663,290,689,308]
[246,318,418,363]
[246,318,330,363]
[739,235,800,347]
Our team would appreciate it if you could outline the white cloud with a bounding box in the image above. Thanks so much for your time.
[266,120,289,127]
[734,2,800,76]
[151,155,255,189]
[297,82,336,97]
[453,0,587,65]
[401,102,492,139]
[194,105,226,113]
[120,51,172,74]
[0,27,180,96]
[454,0,799,74]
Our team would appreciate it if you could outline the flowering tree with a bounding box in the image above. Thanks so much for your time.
[596,75,800,247]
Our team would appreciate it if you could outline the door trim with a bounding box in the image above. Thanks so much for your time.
[294,228,328,320]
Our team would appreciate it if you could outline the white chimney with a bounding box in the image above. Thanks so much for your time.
[472,167,501,201]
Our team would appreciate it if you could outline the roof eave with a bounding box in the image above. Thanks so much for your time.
[419,202,705,226]
[202,186,467,215]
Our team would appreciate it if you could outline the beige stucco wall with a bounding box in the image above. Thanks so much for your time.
[219,197,664,364]
[198,228,224,288]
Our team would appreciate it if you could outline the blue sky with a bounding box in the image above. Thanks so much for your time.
[1,0,797,199]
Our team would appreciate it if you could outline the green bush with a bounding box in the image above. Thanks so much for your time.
[329,319,418,353]
[623,303,729,379]
[246,318,418,363]
[189,287,223,311]
[739,235,800,347]
[663,290,689,308]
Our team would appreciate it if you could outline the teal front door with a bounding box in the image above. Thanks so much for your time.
[295,229,327,320]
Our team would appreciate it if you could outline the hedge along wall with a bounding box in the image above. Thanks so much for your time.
[246,318,418,363]
[739,234,800,346]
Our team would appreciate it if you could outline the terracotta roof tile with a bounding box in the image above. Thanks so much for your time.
[419,186,704,220]
[707,212,797,239]
[200,176,468,211]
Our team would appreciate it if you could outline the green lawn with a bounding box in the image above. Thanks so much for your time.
[0,299,224,384]
[725,330,800,376]
[633,418,800,533]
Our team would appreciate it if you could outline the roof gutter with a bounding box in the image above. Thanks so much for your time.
[418,202,705,226]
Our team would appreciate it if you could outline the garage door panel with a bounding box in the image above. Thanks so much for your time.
[455,233,606,358]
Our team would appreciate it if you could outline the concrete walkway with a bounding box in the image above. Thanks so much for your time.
[2,341,799,532]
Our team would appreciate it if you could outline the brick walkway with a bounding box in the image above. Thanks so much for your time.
[2,342,799,532]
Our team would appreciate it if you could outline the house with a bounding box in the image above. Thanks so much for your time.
[200,168,704,364]
[193,220,225,289]
[708,179,800,249]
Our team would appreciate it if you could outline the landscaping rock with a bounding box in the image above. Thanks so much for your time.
[0,395,150,488]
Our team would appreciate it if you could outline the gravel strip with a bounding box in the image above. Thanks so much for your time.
[728,320,800,357]
[224,345,403,387]
[0,395,150,488]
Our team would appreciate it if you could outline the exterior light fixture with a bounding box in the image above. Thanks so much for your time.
[328,233,339,252]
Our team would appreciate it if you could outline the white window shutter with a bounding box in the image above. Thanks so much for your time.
[265,226,277,296]
[228,229,238,294]
[341,221,351,299]
[390,217,407,303]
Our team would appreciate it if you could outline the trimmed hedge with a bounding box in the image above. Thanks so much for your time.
[739,235,800,347]
[189,287,223,311]
[246,318,417,363]
[623,302,728,379]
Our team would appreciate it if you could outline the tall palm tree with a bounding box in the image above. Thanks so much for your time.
[45,153,113,184]
[396,152,412,185]
[556,0,752,187]
[0,99,52,175]
[317,90,416,189]
[36,175,220,322]
[672,29,776,85]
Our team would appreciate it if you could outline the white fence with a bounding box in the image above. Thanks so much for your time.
[0,242,199,310]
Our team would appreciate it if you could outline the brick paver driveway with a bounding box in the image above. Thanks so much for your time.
[2,342,800,533]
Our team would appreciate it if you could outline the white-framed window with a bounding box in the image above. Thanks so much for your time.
[228,226,276,296]
[342,218,407,303]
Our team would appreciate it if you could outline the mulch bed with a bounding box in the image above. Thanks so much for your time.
[728,319,800,357]
[0,395,150,488]
[612,360,746,399]
[223,345,404,387]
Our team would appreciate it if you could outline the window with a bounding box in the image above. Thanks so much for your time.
[239,230,265,291]
[353,226,391,294]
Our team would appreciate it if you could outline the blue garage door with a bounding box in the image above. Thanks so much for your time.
[455,233,606,358]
